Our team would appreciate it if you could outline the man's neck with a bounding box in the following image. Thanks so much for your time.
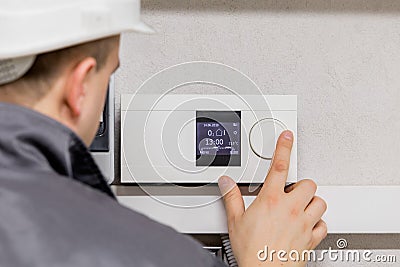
[0,82,39,108]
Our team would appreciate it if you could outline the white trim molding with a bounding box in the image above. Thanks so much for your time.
[117,186,400,234]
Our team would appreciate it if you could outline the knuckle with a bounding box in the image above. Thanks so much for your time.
[319,220,328,230]
[306,228,314,246]
[290,207,299,219]
[314,196,327,212]
[263,191,281,206]
[272,159,289,173]
[301,179,317,193]
[321,224,328,238]
[315,225,328,243]
[315,220,328,236]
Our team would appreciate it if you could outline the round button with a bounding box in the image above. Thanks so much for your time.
[249,118,288,160]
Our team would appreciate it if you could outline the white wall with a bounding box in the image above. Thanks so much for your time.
[115,0,400,265]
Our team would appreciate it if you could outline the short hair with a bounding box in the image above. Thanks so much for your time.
[23,35,119,83]
[0,35,119,97]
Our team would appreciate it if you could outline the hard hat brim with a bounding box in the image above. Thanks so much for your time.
[131,21,156,34]
[0,0,155,59]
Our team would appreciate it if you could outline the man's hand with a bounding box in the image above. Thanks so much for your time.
[218,130,327,266]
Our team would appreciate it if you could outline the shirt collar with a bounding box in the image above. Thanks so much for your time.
[0,103,115,199]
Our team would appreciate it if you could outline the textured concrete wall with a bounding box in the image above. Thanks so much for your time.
[115,0,400,264]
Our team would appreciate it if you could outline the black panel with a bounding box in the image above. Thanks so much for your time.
[89,90,110,152]
[196,111,241,167]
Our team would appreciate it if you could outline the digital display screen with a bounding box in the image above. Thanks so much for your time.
[196,111,241,166]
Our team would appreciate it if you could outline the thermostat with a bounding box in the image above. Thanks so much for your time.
[121,94,297,184]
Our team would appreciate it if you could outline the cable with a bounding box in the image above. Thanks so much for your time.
[221,234,239,267]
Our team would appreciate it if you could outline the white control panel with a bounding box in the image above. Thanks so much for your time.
[121,94,297,184]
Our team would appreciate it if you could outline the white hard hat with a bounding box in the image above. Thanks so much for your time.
[0,0,154,85]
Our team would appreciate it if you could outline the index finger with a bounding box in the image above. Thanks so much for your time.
[262,130,294,192]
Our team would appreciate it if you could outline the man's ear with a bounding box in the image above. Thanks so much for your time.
[65,57,97,117]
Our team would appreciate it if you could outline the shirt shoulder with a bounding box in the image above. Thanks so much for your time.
[0,170,226,267]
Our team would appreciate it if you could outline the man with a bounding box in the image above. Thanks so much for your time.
[0,1,327,266]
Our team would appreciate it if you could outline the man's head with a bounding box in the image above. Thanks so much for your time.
[1,0,153,146]
[0,36,120,146]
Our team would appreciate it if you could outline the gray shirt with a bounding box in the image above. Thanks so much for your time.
[0,103,226,267]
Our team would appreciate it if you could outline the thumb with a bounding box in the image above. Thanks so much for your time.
[218,176,245,225]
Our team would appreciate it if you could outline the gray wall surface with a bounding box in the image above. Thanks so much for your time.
[114,0,400,265]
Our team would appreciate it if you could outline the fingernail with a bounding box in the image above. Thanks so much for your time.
[283,130,293,140]
[218,176,235,195]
